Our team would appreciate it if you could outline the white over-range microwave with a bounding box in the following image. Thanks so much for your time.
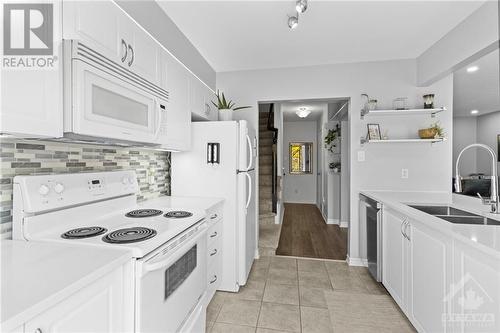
[63,40,169,146]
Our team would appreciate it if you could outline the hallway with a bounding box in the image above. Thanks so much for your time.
[276,203,347,260]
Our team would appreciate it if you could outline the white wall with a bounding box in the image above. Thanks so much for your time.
[453,117,478,176]
[417,1,499,86]
[217,59,454,262]
[476,111,500,174]
[116,0,216,88]
[283,121,318,204]
[453,111,500,177]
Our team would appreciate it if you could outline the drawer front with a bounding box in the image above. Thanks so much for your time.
[206,203,223,223]
[207,220,222,245]
[207,255,222,295]
[207,238,222,268]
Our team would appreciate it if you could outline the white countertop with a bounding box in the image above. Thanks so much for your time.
[1,240,132,331]
[359,190,500,259]
[140,195,224,211]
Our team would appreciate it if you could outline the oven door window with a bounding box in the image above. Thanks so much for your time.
[165,245,197,300]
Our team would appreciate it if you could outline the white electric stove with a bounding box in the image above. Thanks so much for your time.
[12,170,208,333]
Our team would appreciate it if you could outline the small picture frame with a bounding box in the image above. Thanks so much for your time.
[367,124,381,140]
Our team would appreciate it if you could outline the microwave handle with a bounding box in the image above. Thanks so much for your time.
[154,99,162,138]
[143,225,206,273]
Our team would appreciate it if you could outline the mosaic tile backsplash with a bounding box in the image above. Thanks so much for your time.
[0,139,171,238]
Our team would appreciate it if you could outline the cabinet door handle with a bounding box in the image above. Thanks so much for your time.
[401,218,410,240]
[210,249,218,256]
[127,45,134,66]
[210,231,218,238]
[121,39,128,62]
[205,103,211,115]
[209,275,217,284]
[210,214,218,219]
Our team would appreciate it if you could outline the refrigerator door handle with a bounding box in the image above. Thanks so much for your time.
[245,172,252,209]
[246,134,253,171]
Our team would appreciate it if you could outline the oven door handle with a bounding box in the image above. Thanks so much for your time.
[143,226,206,273]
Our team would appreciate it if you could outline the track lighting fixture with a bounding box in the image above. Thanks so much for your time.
[287,0,308,30]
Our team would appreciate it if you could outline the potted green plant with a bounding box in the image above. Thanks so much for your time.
[329,162,341,173]
[324,125,341,152]
[212,90,250,121]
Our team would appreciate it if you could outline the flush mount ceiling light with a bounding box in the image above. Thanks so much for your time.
[296,107,311,118]
[470,109,479,115]
[467,66,479,73]
[296,0,308,13]
[288,15,299,29]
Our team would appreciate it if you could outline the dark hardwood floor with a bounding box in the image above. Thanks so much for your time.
[276,203,348,260]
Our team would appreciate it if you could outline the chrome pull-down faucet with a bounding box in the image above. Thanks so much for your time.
[455,143,499,214]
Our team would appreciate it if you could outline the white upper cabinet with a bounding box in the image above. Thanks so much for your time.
[204,87,218,121]
[1,1,63,138]
[190,76,216,121]
[63,1,121,62]
[161,51,191,150]
[64,1,161,86]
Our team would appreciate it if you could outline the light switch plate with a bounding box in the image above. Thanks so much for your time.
[357,150,365,162]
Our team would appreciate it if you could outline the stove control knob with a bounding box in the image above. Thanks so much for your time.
[54,183,64,194]
[128,177,135,184]
[122,176,129,185]
[38,184,50,196]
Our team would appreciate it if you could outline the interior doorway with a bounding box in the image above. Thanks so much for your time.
[257,98,350,261]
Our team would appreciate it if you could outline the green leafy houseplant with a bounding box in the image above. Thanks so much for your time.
[329,162,341,172]
[212,90,250,111]
[429,122,445,138]
[324,126,341,152]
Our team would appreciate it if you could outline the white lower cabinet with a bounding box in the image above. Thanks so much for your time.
[383,207,452,332]
[408,220,452,333]
[382,207,407,309]
[23,263,133,333]
[450,239,500,333]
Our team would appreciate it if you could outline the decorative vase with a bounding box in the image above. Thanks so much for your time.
[218,109,234,121]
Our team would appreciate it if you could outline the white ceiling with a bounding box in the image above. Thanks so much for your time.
[282,102,326,121]
[453,49,500,117]
[158,1,485,72]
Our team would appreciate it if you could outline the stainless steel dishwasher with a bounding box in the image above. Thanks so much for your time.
[360,194,383,282]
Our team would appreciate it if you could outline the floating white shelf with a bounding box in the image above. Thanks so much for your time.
[361,107,446,119]
[360,137,446,145]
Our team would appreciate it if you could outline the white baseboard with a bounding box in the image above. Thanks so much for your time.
[346,255,368,267]
[327,218,339,225]
[340,221,348,228]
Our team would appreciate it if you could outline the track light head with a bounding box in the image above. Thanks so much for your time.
[296,0,308,13]
[288,15,299,29]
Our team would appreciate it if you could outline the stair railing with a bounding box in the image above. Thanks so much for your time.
[267,104,279,214]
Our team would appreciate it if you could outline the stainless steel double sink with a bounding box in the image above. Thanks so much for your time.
[408,205,500,226]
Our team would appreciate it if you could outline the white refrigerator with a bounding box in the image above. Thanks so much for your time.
[171,120,257,292]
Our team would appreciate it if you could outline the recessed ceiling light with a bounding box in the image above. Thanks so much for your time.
[296,107,311,118]
[288,15,298,29]
[470,109,479,115]
[467,66,479,73]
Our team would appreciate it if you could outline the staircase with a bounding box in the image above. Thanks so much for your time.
[258,109,281,256]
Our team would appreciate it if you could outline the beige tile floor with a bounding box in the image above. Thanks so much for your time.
[206,256,416,333]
